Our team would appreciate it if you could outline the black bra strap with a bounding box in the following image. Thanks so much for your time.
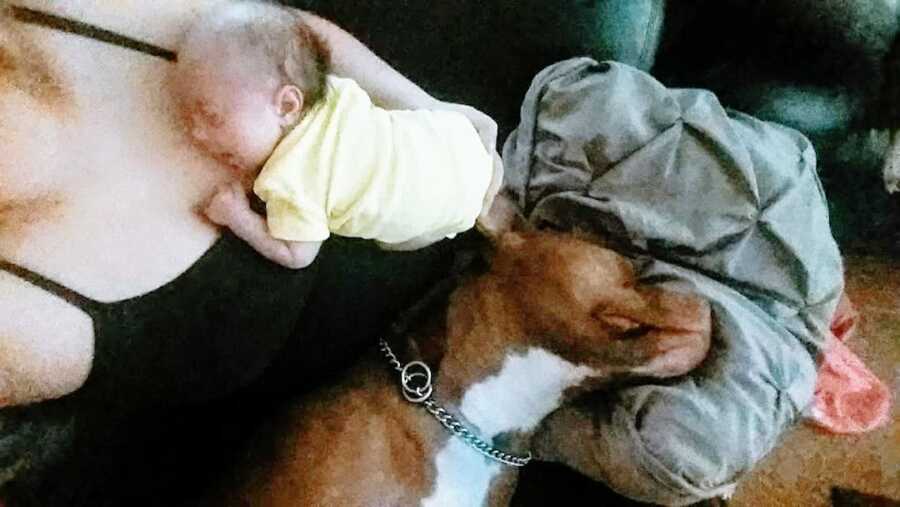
[9,5,177,62]
[0,259,101,314]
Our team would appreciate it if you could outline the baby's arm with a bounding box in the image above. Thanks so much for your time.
[204,182,322,269]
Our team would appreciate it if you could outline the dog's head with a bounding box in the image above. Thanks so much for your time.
[479,196,711,379]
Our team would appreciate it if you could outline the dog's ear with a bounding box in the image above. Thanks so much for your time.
[498,230,526,250]
[476,192,530,243]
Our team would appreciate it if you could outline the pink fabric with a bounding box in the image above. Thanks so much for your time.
[805,293,892,434]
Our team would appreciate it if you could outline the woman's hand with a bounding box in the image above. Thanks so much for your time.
[296,9,500,153]
[203,181,251,227]
[479,151,505,221]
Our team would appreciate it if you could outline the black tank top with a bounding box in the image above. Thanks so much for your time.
[1,232,316,406]
[0,233,318,504]
[0,232,462,507]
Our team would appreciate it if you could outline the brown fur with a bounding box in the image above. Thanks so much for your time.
[218,361,445,507]
[218,208,711,506]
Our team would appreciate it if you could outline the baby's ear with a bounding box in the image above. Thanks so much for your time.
[476,192,529,243]
[276,85,304,125]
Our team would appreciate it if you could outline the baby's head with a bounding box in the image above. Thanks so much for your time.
[172,0,329,175]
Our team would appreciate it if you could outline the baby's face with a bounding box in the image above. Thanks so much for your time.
[173,59,284,176]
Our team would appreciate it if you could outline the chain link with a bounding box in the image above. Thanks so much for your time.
[379,339,532,467]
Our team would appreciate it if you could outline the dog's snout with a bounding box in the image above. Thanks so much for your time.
[640,287,711,333]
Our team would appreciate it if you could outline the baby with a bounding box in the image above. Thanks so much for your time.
[172,1,502,269]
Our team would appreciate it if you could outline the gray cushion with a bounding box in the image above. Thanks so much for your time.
[505,58,844,504]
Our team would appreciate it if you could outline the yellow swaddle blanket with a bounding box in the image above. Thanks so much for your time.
[253,75,492,245]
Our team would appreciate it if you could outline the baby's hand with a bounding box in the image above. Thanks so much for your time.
[203,181,251,227]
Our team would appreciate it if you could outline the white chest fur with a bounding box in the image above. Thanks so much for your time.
[421,439,500,507]
[421,348,595,507]
[460,348,595,439]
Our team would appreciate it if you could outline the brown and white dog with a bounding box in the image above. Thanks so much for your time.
[215,197,712,507]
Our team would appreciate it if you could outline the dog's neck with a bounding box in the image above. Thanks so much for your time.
[410,276,600,506]
[405,276,599,506]
[427,276,597,456]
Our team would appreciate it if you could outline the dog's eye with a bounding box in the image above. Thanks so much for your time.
[594,312,651,340]
[595,314,643,333]
[619,325,651,340]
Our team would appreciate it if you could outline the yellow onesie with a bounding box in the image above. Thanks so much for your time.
[253,75,493,245]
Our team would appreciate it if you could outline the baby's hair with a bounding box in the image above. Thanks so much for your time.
[184,0,331,112]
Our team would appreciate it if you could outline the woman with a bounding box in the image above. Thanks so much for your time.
[0,1,493,504]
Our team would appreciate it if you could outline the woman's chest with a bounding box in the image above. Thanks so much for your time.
[0,0,231,302]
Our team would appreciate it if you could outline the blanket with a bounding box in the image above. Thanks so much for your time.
[505,58,847,502]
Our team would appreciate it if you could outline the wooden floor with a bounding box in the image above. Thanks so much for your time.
[731,254,899,507]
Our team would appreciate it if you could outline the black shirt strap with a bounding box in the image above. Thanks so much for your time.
[9,5,177,62]
[0,259,101,314]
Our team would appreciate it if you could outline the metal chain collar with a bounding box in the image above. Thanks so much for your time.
[378,339,532,467]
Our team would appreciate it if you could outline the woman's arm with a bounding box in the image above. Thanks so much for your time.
[297,11,435,111]
[296,10,498,152]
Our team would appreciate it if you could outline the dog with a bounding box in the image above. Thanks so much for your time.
[212,196,712,507]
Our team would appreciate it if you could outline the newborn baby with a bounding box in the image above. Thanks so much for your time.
[171,1,502,268]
